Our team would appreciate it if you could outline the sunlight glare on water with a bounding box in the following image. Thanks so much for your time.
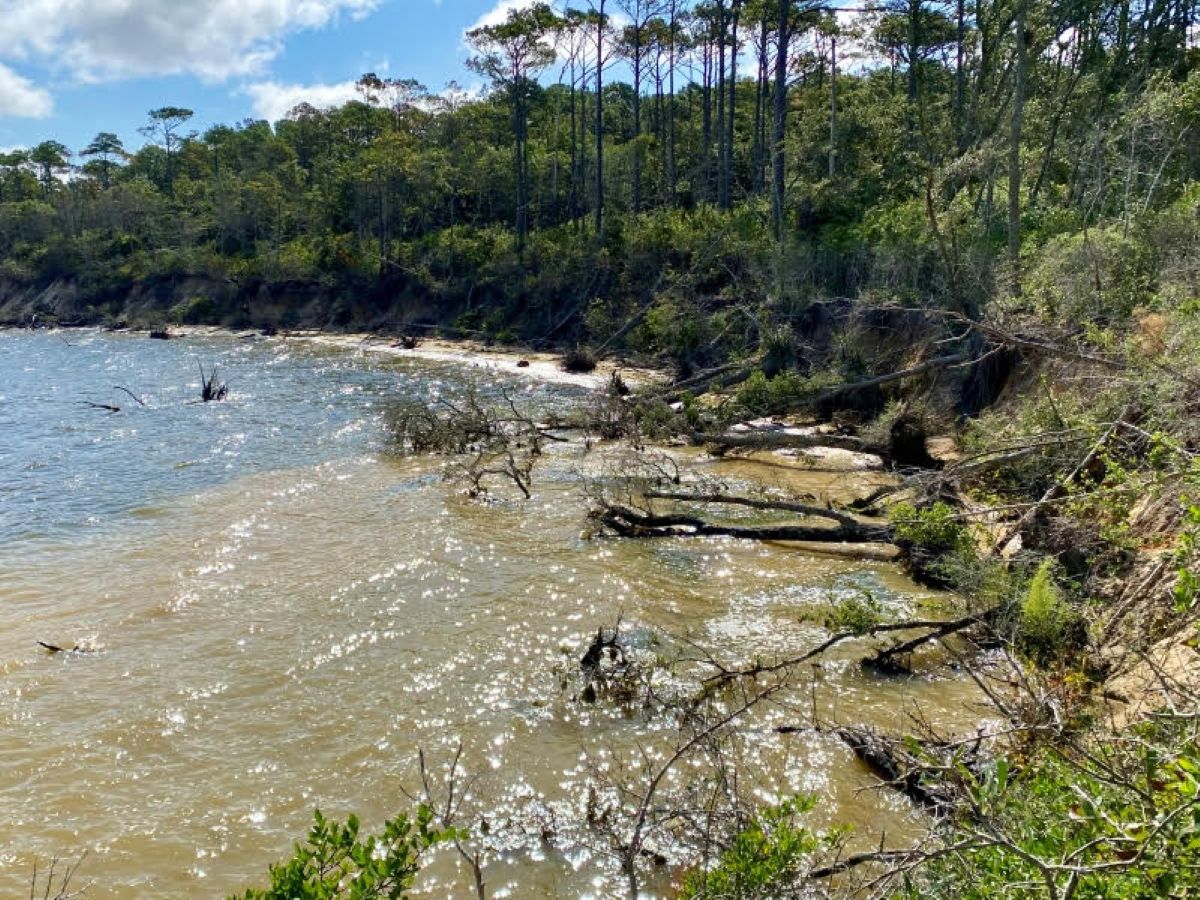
[0,330,981,897]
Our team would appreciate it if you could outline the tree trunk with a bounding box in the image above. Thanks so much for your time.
[514,85,528,254]
[906,0,920,145]
[771,0,791,240]
[668,1,678,204]
[955,0,966,150]
[724,1,740,209]
[829,35,838,177]
[632,26,643,213]
[1008,0,1028,297]
[595,0,606,237]
[716,2,728,209]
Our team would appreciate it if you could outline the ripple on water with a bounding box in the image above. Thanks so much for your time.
[0,330,982,897]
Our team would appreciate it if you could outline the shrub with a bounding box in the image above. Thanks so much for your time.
[1018,560,1085,665]
[230,806,455,900]
[823,589,885,635]
[682,798,821,899]
[561,346,598,373]
[901,717,1200,899]
[734,369,839,417]
[890,502,978,589]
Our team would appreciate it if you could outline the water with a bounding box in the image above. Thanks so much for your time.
[0,330,982,897]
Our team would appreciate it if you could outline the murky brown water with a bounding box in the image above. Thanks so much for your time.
[0,331,983,897]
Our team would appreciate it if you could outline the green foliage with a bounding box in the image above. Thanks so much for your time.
[734,369,841,417]
[169,295,216,325]
[1173,499,1200,612]
[890,502,984,590]
[681,797,821,900]
[903,718,1200,899]
[1017,559,1084,665]
[231,807,455,900]
[822,589,885,636]
[891,502,974,558]
[1026,226,1154,324]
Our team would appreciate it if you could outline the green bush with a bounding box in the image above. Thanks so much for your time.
[682,797,821,900]
[902,718,1200,899]
[823,589,885,635]
[891,502,973,558]
[890,502,980,589]
[735,369,840,417]
[1018,559,1084,665]
[230,807,455,900]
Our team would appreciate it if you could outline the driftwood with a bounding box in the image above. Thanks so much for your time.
[38,641,94,655]
[667,362,757,396]
[594,503,891,543]
[642,490,877,532]
[79,401,120,413]
[691,430,868,453]
[198,364,228,403]
[833,726,979,814]
[113,386,147,407]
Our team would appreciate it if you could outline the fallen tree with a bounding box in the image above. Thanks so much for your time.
[592,503,891,543]
[691,430,868,454]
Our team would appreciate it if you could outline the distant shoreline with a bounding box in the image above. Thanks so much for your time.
[1,323,670,392]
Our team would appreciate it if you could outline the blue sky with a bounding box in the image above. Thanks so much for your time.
[0,0,527,154]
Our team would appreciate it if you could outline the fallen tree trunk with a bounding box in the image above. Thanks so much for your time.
[667,362,757,396]
[594,503,891,543]
[863,607,1001,675]
[691,430,868,453]
[811,353,970,406]
[833,726,975,814]
[990,411,1129,556]
[642,490,877,532]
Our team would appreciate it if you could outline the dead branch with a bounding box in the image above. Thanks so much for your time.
[811,352,971,405]
[113,385,147,407]
[198,364,228,403]
[864,608,1002,675]
[990,411,1128,555]
[832,725,984,813]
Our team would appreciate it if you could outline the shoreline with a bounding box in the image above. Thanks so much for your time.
[4,323,671,392]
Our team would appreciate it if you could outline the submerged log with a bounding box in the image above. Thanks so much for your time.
[38,641,95,655]
[833,726,970,814]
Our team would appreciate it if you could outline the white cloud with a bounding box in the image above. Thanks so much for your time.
[0,63,52,118]
[0,0,378,83]
[243,79,363,121]
[467,0,540,33]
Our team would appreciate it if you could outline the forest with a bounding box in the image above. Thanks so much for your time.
[6,0,1200,897]
[0,0,1193,351]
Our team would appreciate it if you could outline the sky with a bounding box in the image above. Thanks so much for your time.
[0,0,536,154]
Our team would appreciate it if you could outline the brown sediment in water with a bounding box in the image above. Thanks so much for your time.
[0,333,984,897]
